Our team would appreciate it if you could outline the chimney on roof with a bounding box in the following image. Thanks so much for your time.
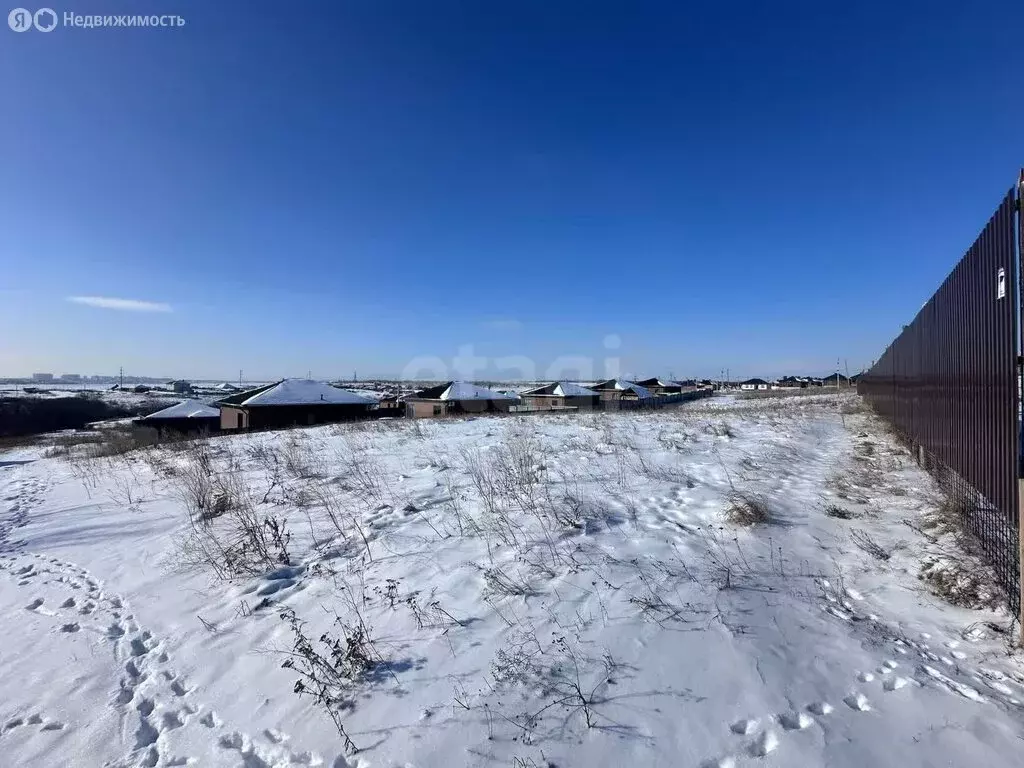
[320,393,324,400]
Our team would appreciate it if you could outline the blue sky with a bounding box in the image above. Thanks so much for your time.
[2,1,1022,381]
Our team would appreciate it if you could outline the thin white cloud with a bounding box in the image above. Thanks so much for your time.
[481,318,523,331]
[67,296,172,313]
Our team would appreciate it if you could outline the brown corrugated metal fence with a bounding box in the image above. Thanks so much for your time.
[858,176,1022,613]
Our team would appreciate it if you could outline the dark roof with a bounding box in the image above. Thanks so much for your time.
[633,377,664,387]
[741,378,769,385]
[216,380,281,406]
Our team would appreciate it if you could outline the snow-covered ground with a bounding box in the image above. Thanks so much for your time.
[1,394,1023,768]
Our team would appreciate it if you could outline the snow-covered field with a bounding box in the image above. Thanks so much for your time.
[2,394,1023,768]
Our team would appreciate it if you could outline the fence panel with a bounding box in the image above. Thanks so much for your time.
[858,183,1020,611]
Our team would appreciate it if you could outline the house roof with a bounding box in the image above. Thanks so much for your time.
[140,400,219,420]
[412,381,519,401]
[741,378,770,385]
[520,381,598,397]
[591,379,654,398]
[218,379,376,408]
[633,377,666,388]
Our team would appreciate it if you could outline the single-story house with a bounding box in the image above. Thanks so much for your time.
[633,378,684,396]
[404,381,519,418]
[821,373,850,387]
[168,379,193,394]
[518,381,600,410]
[378,392,401,410]
[214,382,239,392]
[217,379,376,430]
[590,379,655,401]
[134,399,220,434]
[740,378,771,391]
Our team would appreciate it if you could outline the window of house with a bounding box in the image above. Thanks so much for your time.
[433,404,442,416]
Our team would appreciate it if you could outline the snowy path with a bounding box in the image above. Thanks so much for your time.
[2,397,1024,767]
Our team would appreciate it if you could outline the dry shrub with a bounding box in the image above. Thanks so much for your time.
[919,559,1003,611]
[851,528,891,561]
[823,503,855,520]
[725,493,773,526]
[174,443,292,578]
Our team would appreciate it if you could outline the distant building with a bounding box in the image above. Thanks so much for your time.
[821,373,850,387]
[168,380,193,394]
[740,378,770,391]
[60,373,81,382]
[590,379,655,402]
[217,379,376,430]
[32,373,54,382]
[518,381,600,410]
[403,381,518,418]
[633,378,684,396]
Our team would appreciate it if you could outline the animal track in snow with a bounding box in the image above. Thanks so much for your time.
[843,693,871,711]
[4,551,326,767]
[778,711,814,730]
[920,665,984,702]
[748,729,779,757]
[884,676,911,692]
[730,718,759,735]
[2,712,65,735]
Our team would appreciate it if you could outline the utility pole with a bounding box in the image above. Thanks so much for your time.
[119,366,123,390]
[239,369,242,387]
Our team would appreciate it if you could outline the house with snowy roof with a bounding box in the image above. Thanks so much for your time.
[135,399,220,434]
[589,379,655,402]
[633,378,684,396]
[216,379,377,430]
[518,381,600,410]
[403,381,519,418]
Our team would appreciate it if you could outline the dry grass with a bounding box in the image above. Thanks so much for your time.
[851,528,892,561]
[919,558,1004,611]
[823,503,855,520]
[725,493,773,526]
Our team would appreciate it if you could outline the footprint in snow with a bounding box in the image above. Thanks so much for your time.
[748,729,779,757]
[264,727,289,743]
[884,676,911,692]
[844,693,871,711]
[199,711,221,728]
[729,718,759,735]
[807,701,833,715]
[778,711,814,730]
